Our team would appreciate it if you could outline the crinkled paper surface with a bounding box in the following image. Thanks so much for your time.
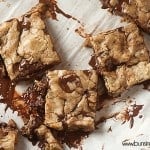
[0,0,150,150]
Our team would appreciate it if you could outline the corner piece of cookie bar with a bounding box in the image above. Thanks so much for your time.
[0,6,60,81]
[88,23,149,72]
[88,23,150,96]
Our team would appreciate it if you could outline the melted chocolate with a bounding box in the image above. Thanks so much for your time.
[142,80,150,91]
[20,78,48,144]
[53,130,89,148]
[113,0,129,12]
[83,70,92,76]
[89,55,98,70]
[39,0,81,23]
[58,74,81,93]
[132,104,143,117]
[37,130,87,149]
[100,0,129,12]
[13,59,54,81]
[125,104,143,128]
[75,27,91,38]
[0,58,15,110]
[22,78,48,119]
[18,59,43,75]
[101,0,110,9]
[139,115,143,119]
[101,0,130,12]
[107,126,112,132]
[129,117,134,129]
[16,17,31,35]
[19,76,89,148]
[105,57,118,71]
[96,93,113,111]
[12,94,30,119]
[21,16,31,30]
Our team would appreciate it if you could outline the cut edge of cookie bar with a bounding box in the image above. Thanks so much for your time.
[18,78,62,149]
[44,70,98,132]
[0,4,61,81]
[0,119,18,150]
[19,70,98,147]
[88,23,149,73]
[103,61,150,96]
[100,0,150,33]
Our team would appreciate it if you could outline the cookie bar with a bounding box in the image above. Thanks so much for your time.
[88,23,150,96]
[100,0,150,33]
[44,70,98,131]
[103,61,150,96]
[0,120,18,150]
[0,9,60,80]
[36,125,62,150]
[88,23,149,72]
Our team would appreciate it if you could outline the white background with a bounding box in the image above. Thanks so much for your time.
[0,0,150,150]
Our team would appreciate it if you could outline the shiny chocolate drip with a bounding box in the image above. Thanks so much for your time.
[0,57,15,110]
[39,0,81,23]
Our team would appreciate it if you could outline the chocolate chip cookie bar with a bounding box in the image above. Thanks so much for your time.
[0,9,60,81]
[44,70,98,131]
[88,23,149,72]
[0,120,18,150]
[88,23,150,96]
[100,0,150,33]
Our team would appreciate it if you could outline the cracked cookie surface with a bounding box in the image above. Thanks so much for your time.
[44,70,98,132]
[100,0,150,33]
[88,23,149,72]
[0,10,60,80]
[88,23,150,96]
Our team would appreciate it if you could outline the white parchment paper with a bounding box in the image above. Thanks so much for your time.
[0,0,150,150]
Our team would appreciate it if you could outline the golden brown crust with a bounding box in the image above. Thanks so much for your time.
[88,23,149,72]
[88,23,150,96]
[0,8,60,80]
[44,70,98,132]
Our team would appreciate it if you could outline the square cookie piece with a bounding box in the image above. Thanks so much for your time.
[0,10,60,80]
[88,23,149,72]
[100,0,150,33]
[0,120,18,150]
[103,61,150,96]
[45,70,98,131]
